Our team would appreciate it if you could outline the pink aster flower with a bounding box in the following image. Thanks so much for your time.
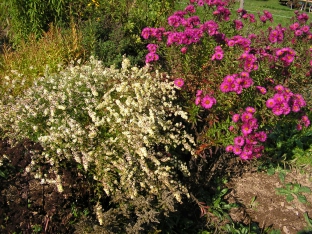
[212,52,224,60]
[245,106,256,114]
[254,145,264,153]
[174,78,184,88]
[293,94,306,107]
[243,144,253,155]
[248,118,258,130]
[196,90,203,97]
[241,124,252,136]
[201,95,215,109]
[241,112,253,122]
[256,131,267,142]
[232,114,240,123]
[185,4,196,13]
[234,19,244,30]
[233,145,242,155]
[240,151,250,160]
[181,47,188,54]
[234,136,245,146]
[220,82,231,93]
[272,105,284,116]
[301,115,310,127]
[295,30,303,37]
[292,103,301,112]
[256,86,267,94]
[226,145,234,152]
[273,93,285,104]
[241,78,253,88]
[227,40,235,46]
[145,53,159,63]
[266,98,276,108]
[195,96,201,105]
[274,84,284,93]
[246,135,258,145]
[141,27,153,39]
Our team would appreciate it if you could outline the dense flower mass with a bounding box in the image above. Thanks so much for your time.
[226,107,267,160]
[0,57,197,223]
[194,89,216,109]
[266,85,307,116]
[220,71,253,94]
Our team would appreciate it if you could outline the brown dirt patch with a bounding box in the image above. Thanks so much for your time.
[226,168,312,233]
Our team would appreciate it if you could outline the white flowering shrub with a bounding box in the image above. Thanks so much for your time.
[0,57,196,227]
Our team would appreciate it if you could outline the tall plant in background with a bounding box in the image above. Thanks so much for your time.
[0,22,86,98]
[2,0,70,46]
[81,0,176,67]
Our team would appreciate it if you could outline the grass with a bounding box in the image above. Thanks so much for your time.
[176,0,312,28]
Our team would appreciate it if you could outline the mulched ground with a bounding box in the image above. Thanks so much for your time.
[0,138,95,233]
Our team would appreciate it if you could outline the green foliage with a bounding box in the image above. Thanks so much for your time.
[275,182,311,203]
[2,0,70,46]
[80,0,176,67]
[265,121,312,162]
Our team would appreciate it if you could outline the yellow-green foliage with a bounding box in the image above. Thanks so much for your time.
[0,23,86,97]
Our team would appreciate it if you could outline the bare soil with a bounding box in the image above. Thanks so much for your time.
[226,168,312,233]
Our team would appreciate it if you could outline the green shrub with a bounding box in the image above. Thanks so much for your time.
[0,57,196,230]
[81,0,176,67]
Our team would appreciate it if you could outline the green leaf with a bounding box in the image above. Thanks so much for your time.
[303,212,312,227]
[0,170,6,178]
[298,186,311,194]
[269,230,281,234]
[276,188,290,195]
[297,194,307,204]
[286,194,294,202]
[295,140,303,149]
[267,167,275,175]
[293,183,301,193]
[278,172,286,183]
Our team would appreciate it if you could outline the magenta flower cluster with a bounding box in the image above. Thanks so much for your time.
[289,22,310,38]
[268,25,285,43]
[265,85,306,116]
[141,27,165,41]
[211,46,224,60]
[226,35,251,49]
[195,90,216,109]
[275,47,296,66]
[233,19,244,30]
[297,115,311,130]
[238,9,256,23]
[220,71,253,94]
[145,43,159,64]
[141,2,312,161]
[258,10,273,23]
[226,107,267,160]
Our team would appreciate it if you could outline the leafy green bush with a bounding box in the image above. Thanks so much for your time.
[0,56,196,231]
[80,0,176,67]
